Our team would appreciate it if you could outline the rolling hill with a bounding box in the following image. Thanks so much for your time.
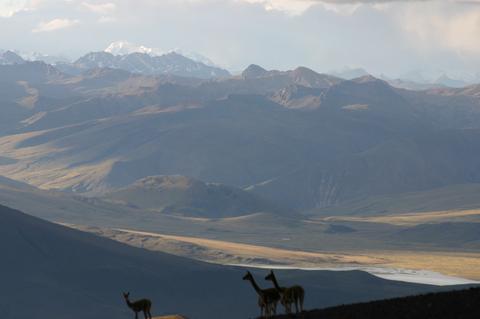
[104,175,286,218]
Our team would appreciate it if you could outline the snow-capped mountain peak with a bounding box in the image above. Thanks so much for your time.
[21,52,70,64]
[70,47,231,79]
[104,41,220,67]
[104,41,164,56]
[0,50,25,65]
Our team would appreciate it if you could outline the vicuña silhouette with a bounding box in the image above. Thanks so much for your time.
[243,271,280,318]
[265,270,305,314]
[123,292,153,319]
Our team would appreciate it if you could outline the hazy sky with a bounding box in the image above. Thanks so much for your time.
[1,0,480,77]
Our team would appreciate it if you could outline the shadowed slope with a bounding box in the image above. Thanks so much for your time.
[272,287,480,319]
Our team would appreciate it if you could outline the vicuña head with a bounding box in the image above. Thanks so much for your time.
[265,270,275,282]
[243,271,253,281]
[265,270,284,293]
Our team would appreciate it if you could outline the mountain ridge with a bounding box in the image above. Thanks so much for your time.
[58,50,231,79]
[2,61,480,211]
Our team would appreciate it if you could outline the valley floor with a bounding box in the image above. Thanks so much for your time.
[66,225,480,284]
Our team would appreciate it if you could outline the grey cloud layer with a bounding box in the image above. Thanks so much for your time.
[0,0,479,78]
[314,0,477,3]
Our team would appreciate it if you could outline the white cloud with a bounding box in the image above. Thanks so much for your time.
[0,0,41,17]
[81,2,116,14]
[236,0,418,15]
[321,2,361,14]
[32,18,79,32]
[240,0,317,15]
[0,0,26,17]
[97,15,115,23]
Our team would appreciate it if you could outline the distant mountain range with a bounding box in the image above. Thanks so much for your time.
[0,47,230,79]
[4,46,480,86]
[58,51,230,78]
[104,40,219,67]
[330,66,480,90]
[105,40,164,56]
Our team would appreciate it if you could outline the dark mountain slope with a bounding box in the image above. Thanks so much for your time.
[272,287,480,319]
[0,204,452,319]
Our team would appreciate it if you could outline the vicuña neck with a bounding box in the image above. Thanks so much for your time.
[271,273,282,292]
[248,277,262,295]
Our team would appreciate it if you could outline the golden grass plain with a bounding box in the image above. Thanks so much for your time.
[322,209,480,226]
[69,225,480,281]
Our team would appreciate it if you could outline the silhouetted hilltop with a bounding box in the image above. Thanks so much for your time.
[272,287,480,319]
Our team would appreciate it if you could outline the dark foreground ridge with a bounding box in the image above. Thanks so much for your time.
[271,287,480,319]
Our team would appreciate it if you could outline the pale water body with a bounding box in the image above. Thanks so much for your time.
[229,263,480,286]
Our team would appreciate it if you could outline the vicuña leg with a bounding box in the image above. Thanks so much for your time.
[300,293,304,312]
